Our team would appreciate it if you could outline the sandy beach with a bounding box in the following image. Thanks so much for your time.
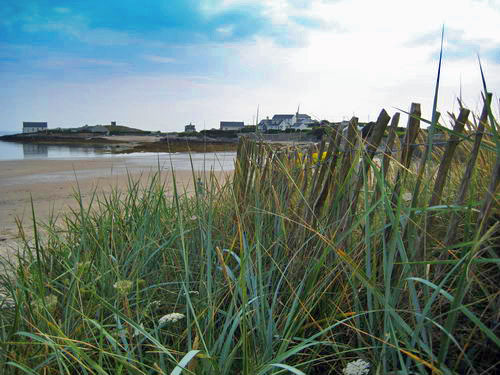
[0,154,233,261]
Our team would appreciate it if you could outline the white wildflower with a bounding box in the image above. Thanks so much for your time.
[191,215,198,221]
[149,300,161,308]
[159,313,185,325]
[343,359,370,375]
[402,192,413,202]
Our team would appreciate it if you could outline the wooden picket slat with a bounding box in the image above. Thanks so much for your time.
[382,112,401,178]
[390,103,421,207]
[415,108,470,260]
[445,94,493,244]
[345,109,391,232]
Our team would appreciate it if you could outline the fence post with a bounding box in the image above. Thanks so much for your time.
[390,103,421,207]
[337,117,359,222]
[382,112,401,178]
[445,95,492,244]
[347,109,391,228]
[415,108,470,260]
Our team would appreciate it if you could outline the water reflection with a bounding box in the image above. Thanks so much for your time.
[23,143,48,157]
[0,142,235,172]
[0,141,113,160]
[21,144,109,159]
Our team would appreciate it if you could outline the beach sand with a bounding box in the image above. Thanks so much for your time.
[0,156,232,262]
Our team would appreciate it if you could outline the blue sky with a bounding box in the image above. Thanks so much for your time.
[1,0,499,132]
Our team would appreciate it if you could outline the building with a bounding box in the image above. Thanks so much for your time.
[23,122,47,133]
[271,114,294,130]
[185,123,196,132]
[220,121,244,131]
[290,113,316,130]
[258,115,294,131]
[257,117,273,132]
[291,113,311,125]
[258,112,315,132]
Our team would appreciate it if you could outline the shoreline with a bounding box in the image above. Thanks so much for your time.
[0,134,239,154]
[0,156,233,262]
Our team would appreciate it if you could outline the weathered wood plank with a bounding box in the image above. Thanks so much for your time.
[477,157,500,235]
[382,112,401,178]
[390,103,421,206]
[445,93,492,244]
[337,117,359,220]
[350,109,391,214]
[429,108,470,208]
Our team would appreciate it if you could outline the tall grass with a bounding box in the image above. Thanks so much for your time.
[1,102,499,373]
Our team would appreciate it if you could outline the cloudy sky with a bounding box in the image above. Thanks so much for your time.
[1,0,499,132]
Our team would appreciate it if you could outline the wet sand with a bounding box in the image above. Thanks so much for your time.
[0,155,233,262]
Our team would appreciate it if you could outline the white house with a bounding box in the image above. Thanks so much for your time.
[23,122,47,133]
[259,113,316,131]
[272,114,294,130]
[257,117,273,131]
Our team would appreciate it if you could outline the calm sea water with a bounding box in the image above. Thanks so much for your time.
[0,141,236,171]
[0,141,117,160]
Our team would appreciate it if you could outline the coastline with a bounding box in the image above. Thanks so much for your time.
[0,134,239,154]
[0,156,233,262]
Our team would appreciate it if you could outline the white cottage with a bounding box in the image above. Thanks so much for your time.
[23,122,48,133]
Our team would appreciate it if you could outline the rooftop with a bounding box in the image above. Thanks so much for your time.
[23,122,47,128]
[220,121,244,127]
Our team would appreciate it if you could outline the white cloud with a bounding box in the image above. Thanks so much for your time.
[2,0,500,132]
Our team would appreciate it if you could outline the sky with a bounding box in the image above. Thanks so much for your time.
[1,0,499,132]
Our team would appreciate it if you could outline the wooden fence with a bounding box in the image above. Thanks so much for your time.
[233,95,499,259]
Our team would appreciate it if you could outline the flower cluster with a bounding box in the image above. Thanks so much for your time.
[342,359,370,375]
[158,313,185,325]
[312,151,328,163]
[297,151,328,165]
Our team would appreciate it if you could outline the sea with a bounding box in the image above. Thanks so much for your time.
[0,138,236,171]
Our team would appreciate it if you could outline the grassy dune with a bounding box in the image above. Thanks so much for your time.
[0,83,499,373]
